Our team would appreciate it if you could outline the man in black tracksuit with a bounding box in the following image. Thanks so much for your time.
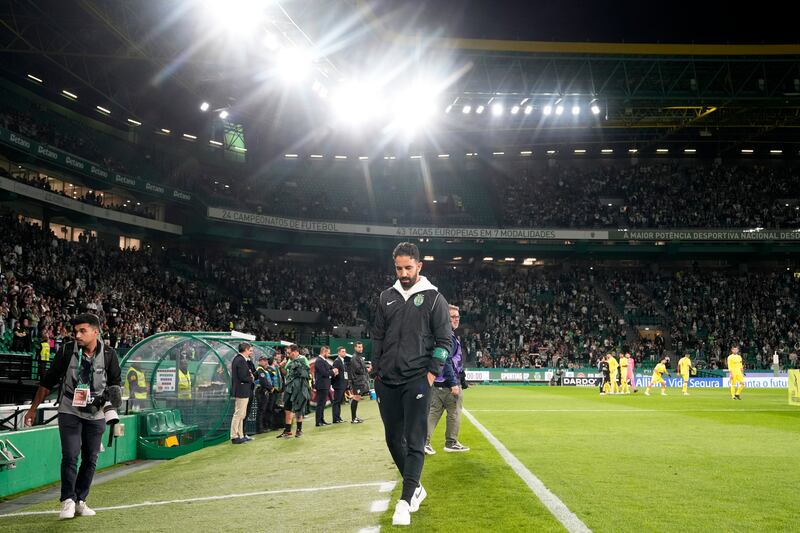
[371,242,452,527]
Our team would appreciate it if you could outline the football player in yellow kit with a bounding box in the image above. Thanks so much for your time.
[727,346,745,400]
[607,353,619,394]
[645,358,670,396]
[678,354,693,395]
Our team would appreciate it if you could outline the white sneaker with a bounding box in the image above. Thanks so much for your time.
[409,483,426,512]
[644,390,650,396]
[392,500,411,526]
[444,442,470,453]
[75,501,96,517]
[423,444,436,455]
[59,499,75,520]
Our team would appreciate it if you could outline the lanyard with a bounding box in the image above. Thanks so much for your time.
[76,348,94,387]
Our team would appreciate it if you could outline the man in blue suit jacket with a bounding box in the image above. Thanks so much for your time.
[314,347,333,427]
[230,342,254,444]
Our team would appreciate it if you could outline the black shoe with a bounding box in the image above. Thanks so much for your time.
[333,419,344,424]
[295,430,303,438]
[276,432,293,439]
[316,422,330,427]
[231,438,246,444]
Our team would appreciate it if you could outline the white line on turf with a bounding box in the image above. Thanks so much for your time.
[463,408,592,533]
[378,481,397,493]
[467,409,793,413]
[370,499,390,513]
[358,527,381,533]
[0,481,394,519]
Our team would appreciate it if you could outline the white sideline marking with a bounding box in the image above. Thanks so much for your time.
[358,527,381,533]
[467,408,794,413]
[370,499,390,513]
[378,481,397,493]
[0,481,394,518]
[463,409,592,533]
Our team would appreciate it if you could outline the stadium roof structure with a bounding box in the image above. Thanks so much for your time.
[1,1,799,155]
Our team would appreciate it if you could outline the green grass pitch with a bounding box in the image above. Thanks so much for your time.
[2,387,797,532]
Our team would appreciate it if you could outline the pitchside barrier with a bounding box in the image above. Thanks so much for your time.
[466,368,793,388]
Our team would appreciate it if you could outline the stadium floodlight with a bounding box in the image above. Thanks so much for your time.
[160,128,171,134]
[601,148,613,154]
[452,256,463,260]
[334,155,347,160]
[438,154,450,159]
[491,103,503,116]
[476,105,485,114]
[511,105,520,115]
[410,155,423,159]
[202,0,265,34]
[546,149,556,155]
[591,103,601,115]
[462,105,472,114]
[182,133,197,140]
[219,110,229,119]
[483,257,494,261]
[741,149,754,154]
[656,148,669,153]
[209,140,223,146]
[492,151,505,156]
[555,105,564,115]
[445,104,453,113]
[332,80,382,126]
[358,156,369,160]
[770,149,783,154]
[284,154,298,158]
[388,81,438,134]
[542,105,552,116]
[424,255,434,261]
[61,89,78,100]
[571,105,580,116]
[629,148,638,153]
[96,105,111,115]
[684,148,697,153]
[574,149,586,154]
[200,102,210,112]
[263,32,280,51]
[524,105,533,115]
[27,74,43,84]
[504,257,515,262]
[277,47,314,83]
[310,154,324,158]
[520,150,532,156]
[127,118,142,126]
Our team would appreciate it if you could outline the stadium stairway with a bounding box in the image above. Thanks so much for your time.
[634,282,676,358]
[592,281,639,347]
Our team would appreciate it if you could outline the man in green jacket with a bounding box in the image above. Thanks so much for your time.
[276,345,311,438]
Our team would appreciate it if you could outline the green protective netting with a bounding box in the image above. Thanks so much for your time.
[119,332,276,440]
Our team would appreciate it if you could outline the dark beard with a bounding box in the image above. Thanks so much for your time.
[400,275,417,289]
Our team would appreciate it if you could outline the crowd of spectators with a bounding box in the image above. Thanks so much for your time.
[0,214,271,357]
[6,104,800,230]
[654,269,800,369]
[2,210,799,370]
[493,162,800,229]
[0,167,156,219]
